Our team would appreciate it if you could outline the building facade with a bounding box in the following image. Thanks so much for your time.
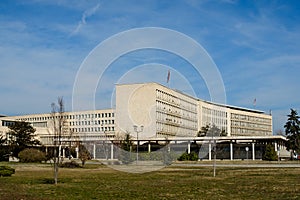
[1,109,115,145]
[116,82,272,138]
[1,82,272,146]
[199,101,272,137]
[115,83,198,139]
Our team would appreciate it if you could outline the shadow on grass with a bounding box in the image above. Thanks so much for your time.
[37,178,72,184]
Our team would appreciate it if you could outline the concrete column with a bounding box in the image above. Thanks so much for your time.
[110,143,114,159]
[93,144,96,159]
[230,142,233,160]
[274,141,278,151]
[75,146,79,159]
[208,143,212,161]
[62,148,65,158]
[59,145,62,157]
[252,142,255,160]
[187,141,191,154]
[148,142,151,153]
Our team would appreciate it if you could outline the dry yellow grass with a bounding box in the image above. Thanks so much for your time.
[0,162,299,199]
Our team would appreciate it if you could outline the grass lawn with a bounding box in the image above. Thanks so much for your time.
[0,162,299,200]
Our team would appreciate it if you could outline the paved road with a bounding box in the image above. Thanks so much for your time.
[91,159,300,168]
[172,163,300,168]
[90,160,300,173]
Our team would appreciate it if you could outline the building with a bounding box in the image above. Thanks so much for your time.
[1,82,273,142]
[1,109,115,145]
[116,82,198,138]
[0,82,285,160]
[115,82,272,138]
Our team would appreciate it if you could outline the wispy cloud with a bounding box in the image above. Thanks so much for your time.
[1,0,300,133]
[70,3,101,36]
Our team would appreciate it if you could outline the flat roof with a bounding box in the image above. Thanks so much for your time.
[202,100,267,114]
[116,82,268,114]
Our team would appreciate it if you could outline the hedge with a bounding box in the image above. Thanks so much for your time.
[0,166,15,177]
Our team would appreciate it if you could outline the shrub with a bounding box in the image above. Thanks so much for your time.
[18,148,46,163]
[178,152,189,161]
[263,144,278,161]
[189,152,199,161]
[0,147,10,162]
[178,152,199,161]
[78,145,91,166]
[59,161,80,168]
[0,166,15,177]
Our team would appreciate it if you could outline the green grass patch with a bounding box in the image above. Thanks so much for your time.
[0,162,299,199]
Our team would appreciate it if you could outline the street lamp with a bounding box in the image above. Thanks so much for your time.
[245,146,249,160]
[133,125,144,164]
[101,123,108,160]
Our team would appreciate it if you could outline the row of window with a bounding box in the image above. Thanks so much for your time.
[156,89,197,112]
[156,122,197,137]
[70,120,114,126]
[71,126,115,133]
[17,112,114,122]
[1,120,14,127]
[201,107,228,132]
[202,115,227,126]
[67,112,114,120]
[156,110,197,130]
[231,120,271,130]
[156,100,197,121]
[202,107,227,118]
[231,127,271,136]
[32,122,47,128]
[231,113,271,124]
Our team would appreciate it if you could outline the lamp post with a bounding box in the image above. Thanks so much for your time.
[245,146,249,160]
[133,125,144,165]
[101,123,108,160]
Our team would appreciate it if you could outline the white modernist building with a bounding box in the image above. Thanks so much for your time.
[115,82,272,139]
[0,109,115,145]
[1,82,273,143]
[1,82,285,160]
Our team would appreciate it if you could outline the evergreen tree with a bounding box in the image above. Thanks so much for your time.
[7,121,40,157]
[284,109,300,155]
[0,135,9,161]
[0,135,6,145]
[263,144,278,161]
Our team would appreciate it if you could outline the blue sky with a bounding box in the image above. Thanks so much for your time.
[1,0,300,133]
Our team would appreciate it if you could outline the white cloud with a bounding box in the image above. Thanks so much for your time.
[70,3,101,36]
[1,0,300,133]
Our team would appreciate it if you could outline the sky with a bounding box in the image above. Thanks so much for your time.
[1,0,300,133]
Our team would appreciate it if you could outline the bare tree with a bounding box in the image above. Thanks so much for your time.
[51,97,65,185]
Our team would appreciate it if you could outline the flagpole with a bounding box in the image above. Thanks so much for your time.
[166,69,170,88]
